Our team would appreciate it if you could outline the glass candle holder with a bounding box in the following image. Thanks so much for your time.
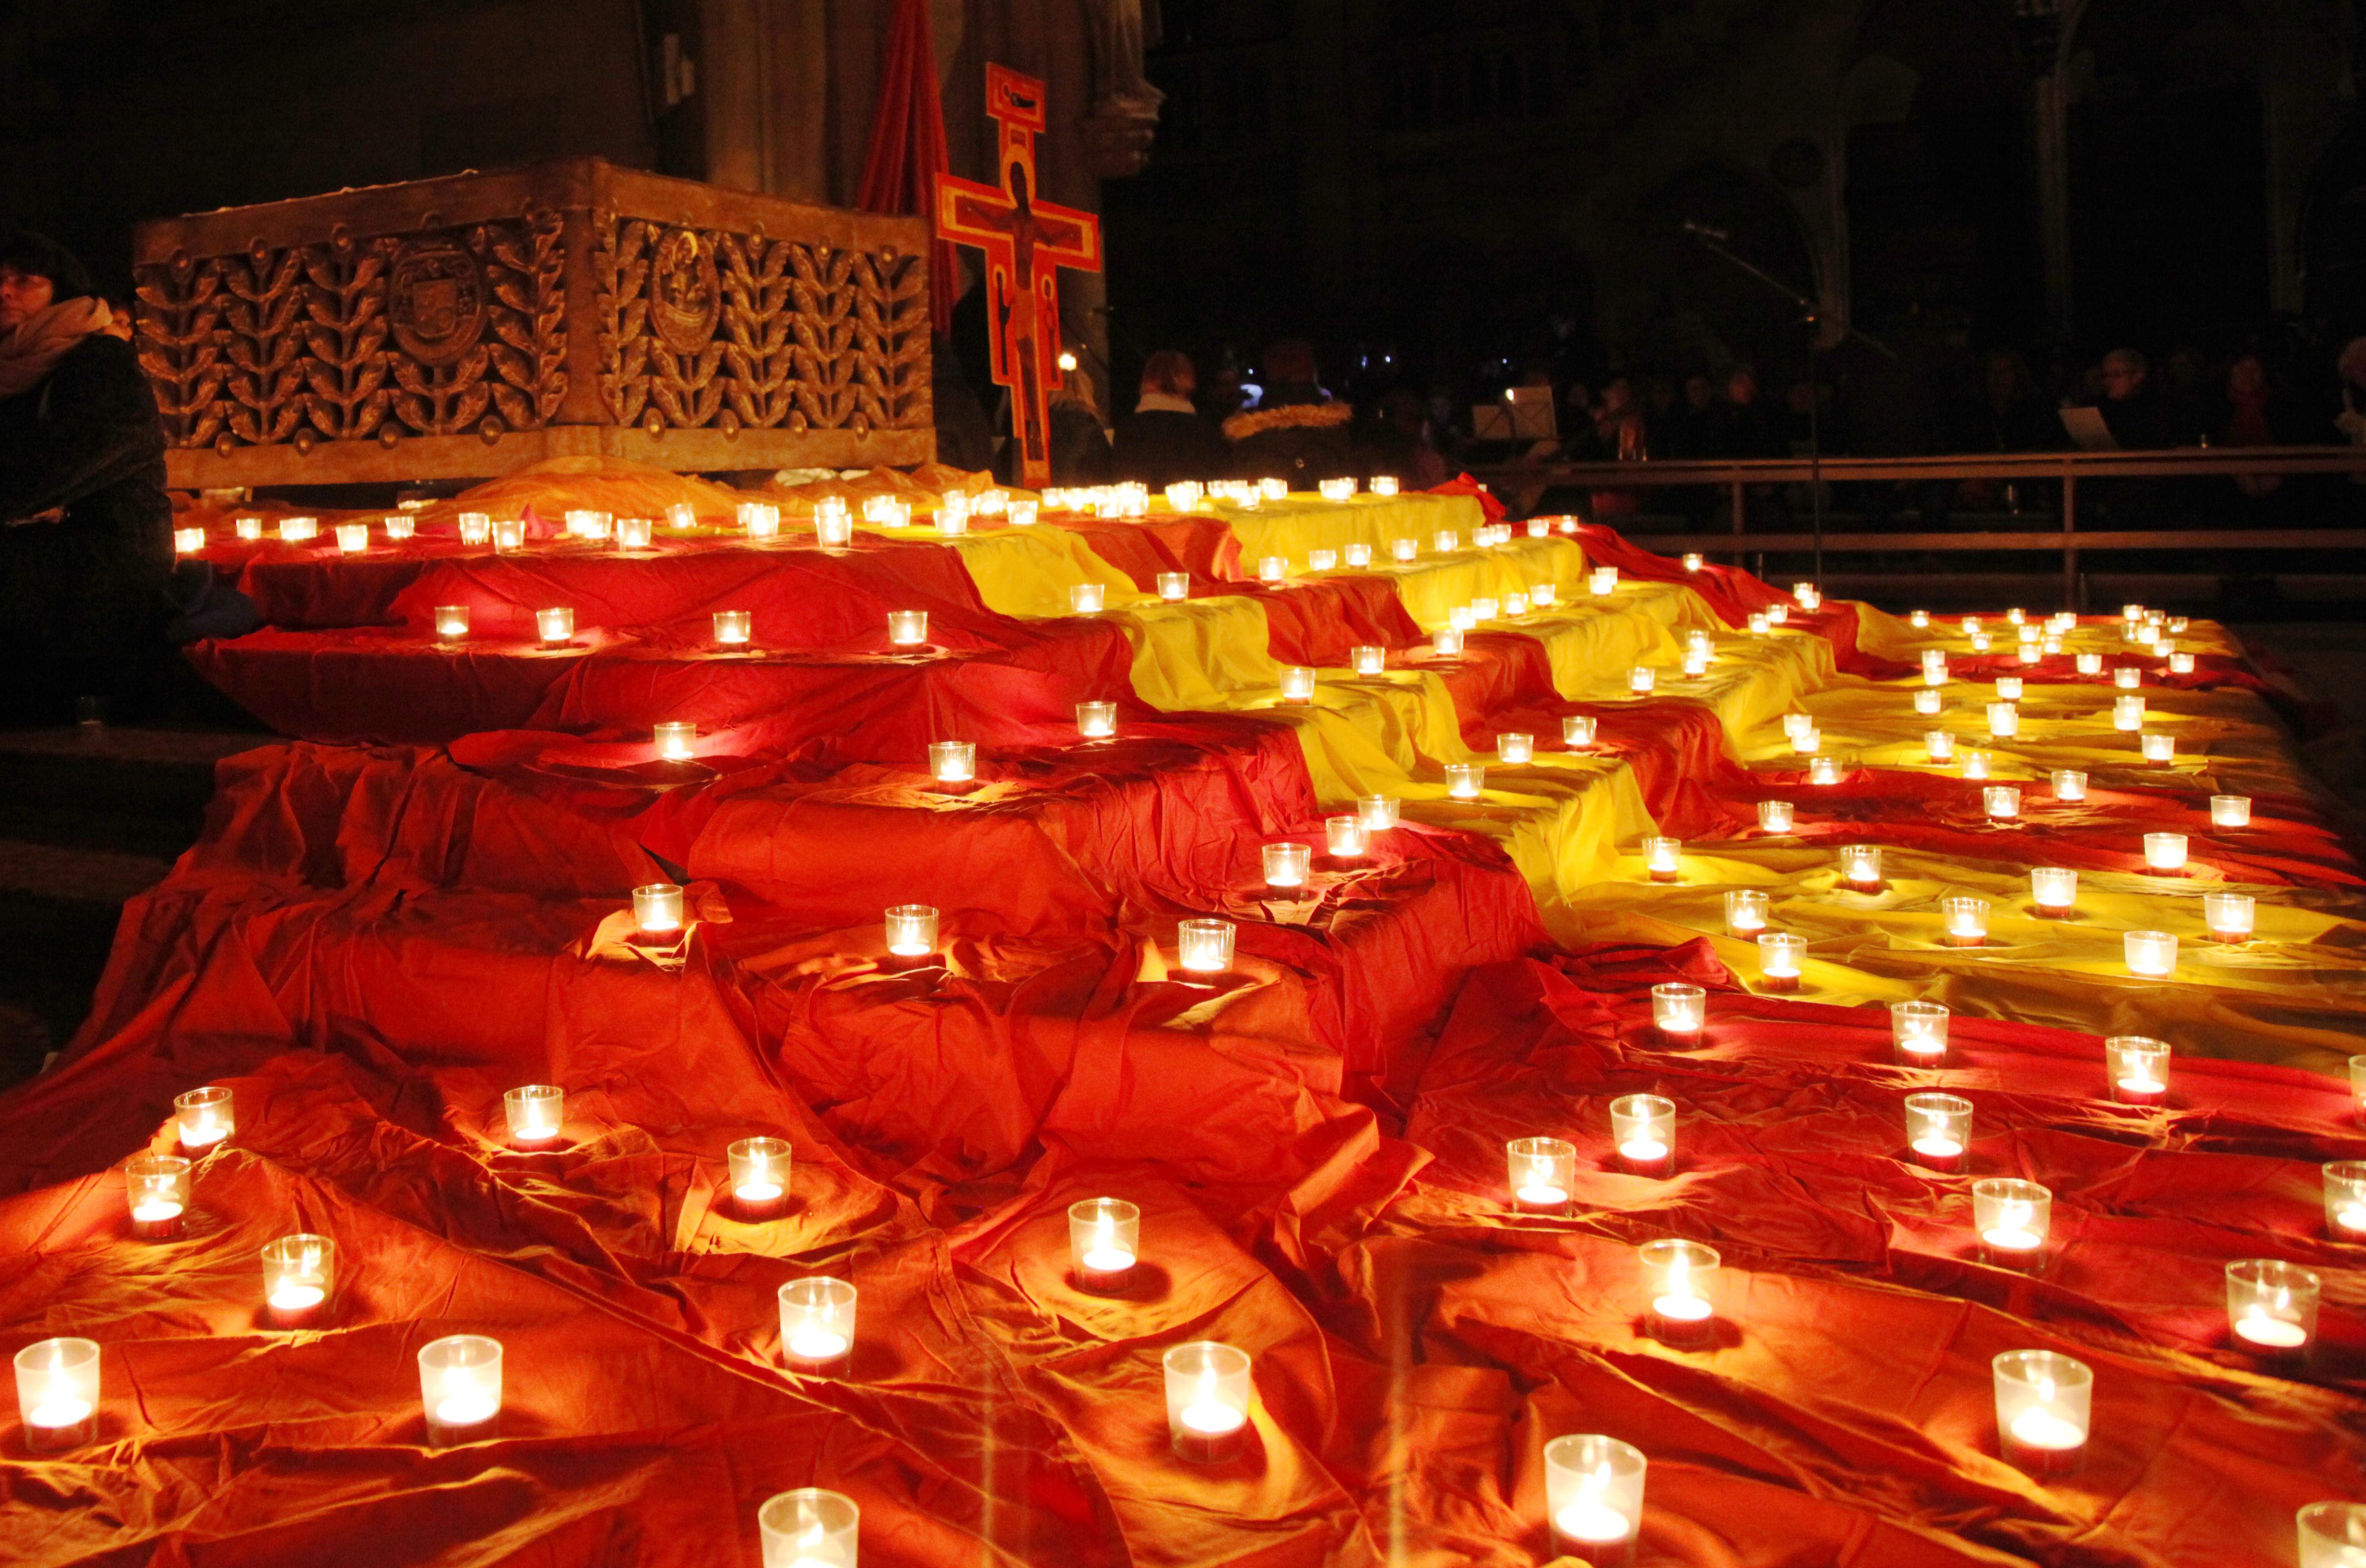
[1973,1178,2052,1265]
[1431,627,1465,656]
[1177,918,1235,974]
[2115,665,2143,689]
[1545,1434,1645,1557]
[1508,1135,1577,1212]
[419,1334,501,1444]
[176,1085,234,1152]
[1164,481,1203,511]
[2143,833,2187,871]
[1077,701,1118,740]
[16,1338,100,1450]
[1810,755,1843,785]
[262,1233,335,1325]
[2226,1259,2319,1353]
[2124,929,2178,977]
[1994,1350,2091,1475]
[634,883,684,934]
[2138,731,2174,763]
[493,518,530,552]
[1983,786,2021,821]
[758,1489,858,1568]
[2210,794,2252,828]
[1961,616,1983,636]
[1351,644,1385,676]
[884,903,939,957]
[1925,730,1955,763]
[1533,583,1558,607]
[661,501,698,532]
[1915,688,1944,716]
[504,1084,563,1144]
[1795,583,1822,611]
[615,516,653,550]
[1371,475,1400,497]
[704,610,753,649]
[1628,666,1656,695]
[1262,842,1311,889]
[1156,571,1190,602]
[1391,536,1419,563]
[235,514,265,541]
[1471,596,1499,622]
[1070,582,1106,614]
[816,511,853,548]
[652,721,697,762]
[2204,891,2254,943]
[1962,751,1991,781]
[2300,1504,2366,1568]
[1892,999,1951,1064]
[1749,612,1771,635]
[1791,727,1821,755]
[779,1277,857,1371]
[1757,931,1805,991]
[1306,549,1340,573]
[174,525,208,555]
[536,607,575,645]
[1610,1093,1675,1177]
[1257,556,1287,583]
[1345,542,1373,567]
[2169,651,2195,673]
[451,512,491,545]
[934,511,968,538]
[1563,714,1597,747]
[1358,795,1400,831]
[2105,1035,2169,1104]
[887,609,928,647]
[1905,1092,1973,1169]
[1838,844,1884,889]
[125,1153,190,1238]
[1164,1341,1252,1462]
[1640,1237,1719,1342]
[430,604,470,639]
[1447,763,1486,800]
[1998,677,2024,702]
[1652,983,1706,1042]
[928,740,977,786]
[1770,605,1791,627]
[1987,702,2018,739]
[2325,1161,2366,1239]
[1937,897,1990,948]
[1509,593,1533,617]
[1725,889,1769,935]
[1683,552,1705,571]
[1325,814,1368,858]
[1259,477,1288,501]
[280,516,319,543]
[1498,732,1534,765]
[728,1136,791,1210]
[2075,652,2101,676]
[1644,836,1682,881]
[1279,666,1317,704]
[2051,769,2087,803]
[1923,647,1949,674]
[1068,1197,1140,1292]
[1757,799,1795,834]
[2112,695,2146,733]
[1589,567,1618,596]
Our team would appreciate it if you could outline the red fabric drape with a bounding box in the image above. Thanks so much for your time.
[857,0,959,335]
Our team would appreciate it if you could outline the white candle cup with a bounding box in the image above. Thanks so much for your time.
[1164,1340,1252,1462]
[1589,567,1619,596]
[1507,1136,1577,1213]
[1892,1000,1952,1064]
[1067,1197,1140,1293]
[2138,731,2175,764]
[2016,865,2073,912]
[1519,519,1545,538]
[2143,833,2187,872]
[1968,632,1990,652]
[884,903,939,958]
[1683,553,1705,572]
[1319,479,1355,504]
[1358,795,1401,831]
[2115,665,2143,689]
[1371,476,1400,497]
[779,1277,857,1372]
[1644,836,1682,883]
[1259,477,1288,501]
[1391,536,1419,563]
[1471,596,1500,622]
[1262,841,1311,889]
[2071,651,2100,676]
[1326,814,1368,858]
[728,1136,791,1213]
[1611,1093,1675,1177]
[1652,983,1706,1041]
[419,1334,502,1445]
[235,514,265,541]
[663,501,699,532]
[279,515,319,543]
[614,516,653,550]
[2112,694,2146,733]
[1794,581,1820,609]
[1345,541,1374,567]
[1563,714,1598,747]
[1986,702,2018,740]
[2300,1503,2366,1568]
[174,525,208,555]
[1509,592,1533,618]
[1749,612,1771,635]
[1431,627,1465,656]
[1639,1237,1719,1344]
[1962,751,1991,781]
[1687,629,1714,657]
[1498,732,1534,765]
[2124,929,2178,977]
[887,609,928,647]
[1973,1178,2052,1266]
[633,883,685,934]
[1628,666,1656,695]
[652,721,697,762]
[1756,931,1805,991]
[1905,1092,1973,1170]
[816,511,853,548]
[433,604,471,639]
[2104,1035,2170,1105]
[1771,606,1792,627]
[2044,637,2063,655]
[1983,786,2021,821]
[2051,769,2087,803]
[1177,918,1236,975]
[16,1338,100,1450]
[1725,889,1769,936]
[1447,763,1486,800]
[741,504,782,539]
[1915,688,1944,716]
[2226,1259,2318,1355]
[1351,645,1386,677]
[1164,481,1203,511]
[504,1084,564,1145]
[706,610,753,648]
[1994,1349,2091,1475]
[535,607,576,646]
[1544,1433,1645,1557]
[1838,844,1884,889]
[1925,730,1956,763]
[1757,799,1795,834]
[928,740,977,786]
[1309,549,1340,573]
[499,518,532,552]
[1450,605,1479,632]
[1075,701,1119,740]
[262,1233,336,1325]
[371,513,403,542]
[125,1153,191,1239]
[1069,582,1106,614]
[1434,530,1460,554]
[2204,891,2254,944]
[1809,755,1843,786]
[175,1085,234,1152]
[1939,898,1990,950]
[758,1489,859,1568]
[2211,794,2252,828]
[1257,555,1287,583]
[1791,727,1821,755]
[1280,666,1317,704]
[1156,571,1190,602]
[2325,1161,2366,1239]
[2168,650,2194,674]
[1961,616,1983,636]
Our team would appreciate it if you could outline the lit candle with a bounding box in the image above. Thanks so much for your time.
[2140,730,2175,763]
[504,1084,564,1144]
[929,740,976,785]
[1069,582,1106,614]
[1358,795,1401,831]
[1923,651,1949,687]
[702,611,751,650]
[1436,530,1462,554]
[235,515,264,541]
[335,523,369,554]
[2324,1160,2366,1239]
[1317,477,1354,503]
[1725,889,1769,936]
[1757,931,1805,991]
[174,526,207,554]
[1925,730,1955,763]
[1165,481,1203,511]
[1941,896,1990,947]
[1770,605,1790,626]
[1611,1093,1675,1177]
[1280,666,1317,703]
[1507,1136,1577,1212]
[887,609,928,647]
[1644,836,1682,882]
[615,516,653,550]
[2104,1034,2169,1104]
[1326,814,1368,858]
[1262,842,1311,889]
[1309,550,1340,572]
[1077,701,1118,740]
[666,502,698,531]
[2297,1503,2366,1568]
[1372,475,1399,497]
[779,1277,858,1371]
[1431,627,1464,656]
[2030,866,2078,916]
[124,1153,190,1238]
[175,1085,234,1152]
[1391,536,1418,562]
[1498,732,1534,765]
[1809,755,1842,785]
[417,1333,502,1445]
[1447,763,1486,800]
[1757,799,1795,834]
[1590,567,1618,596]
[261,1233,335,1325]
[1629,666,1656,695]
[1257,556,1288,583]
[1962,616,1982,636]
[1563,714,1597,747]
[1068,1196,1140,1291]
[2169,651,2194,674]
[432,604,470,640]
[1794,581,1821,610]
[634,882,684,933]
[1157,571,1190,602]
[2211,794,2251,828]
[1351,645,1386,677]
[280,516,319,542]
[1987,702,2018,740]
[2204,891,2254,944]
[1892,999,1951,1063]
[1973,1178,2051,1264]
[1164,1340,1252,1462]
[1748,612,1771,635]
[15,1337,100,1450]
[1838,844,1883,889]
[1471,596,1500,622]
[1983,786,2021,821]
[536,607,575,645]
[1652,982,1706,1040]
[1177,918,1236,974]
[1260,477,1288,501]
[1915,688,1943,716]
[1791,727,1820,755]
[884,903,939,957]
[1910,609,1930,627]
[653,721,697,761]
[568,508,613,539]
[1904,1091,1973,1169]
[1545,1435,1645,1553]
[2051,768,2086,802]
[1009,498,1040,525]
[2143,832,2187,872]
[1969,631,1991,652]
[1345,542,1373,567]
[1450,605,1478,632]
[2115,666,2143,691]
[816,509,853,548]
[1683,552,1704,571]
[1995,1351,2091,1475]
[1962,751,1991,781]
[1640,1237,1719,1342]
[2226,1259,2318,1352]
[2124,929,2178,977]
[728,1135,791,1210]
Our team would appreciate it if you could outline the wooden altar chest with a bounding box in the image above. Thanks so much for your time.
[132,158,935,489]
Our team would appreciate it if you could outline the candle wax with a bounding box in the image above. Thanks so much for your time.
[269,1281,326,1312]
[29,1397,93,1429]
[735,1181,783,1204]
[788,1326,850,1362]
[1912,1134,1964,1159]
[1554,1502,1635,1545]
[1180,1398,1246,1436]
[183,1124,226,1150]
[1900,1042,1944,1059]
[2008,1407,2084,1451]
[434,1391,497,1428]
[2116,1076,2162,1095]
[1516,1184,1568,1207]
[1982,1227,2040,1253]
[1081,1246,1136,1273]
[1652,1292,1713,1322]
[887,942,931,958]
[2234,1311,2308,1349]
[131,1199,183,1223]
[1619,1139,1669,1164]
[1733,916,1765,933]
[2338,1205,2366,1234]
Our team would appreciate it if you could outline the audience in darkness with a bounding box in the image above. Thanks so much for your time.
[1111,349,1225,488]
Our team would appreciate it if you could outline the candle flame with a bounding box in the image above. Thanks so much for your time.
[1093,1209,1114,1254]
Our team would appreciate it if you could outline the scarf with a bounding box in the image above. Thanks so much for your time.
[1133,391,1198,416]
[0,296,112,401]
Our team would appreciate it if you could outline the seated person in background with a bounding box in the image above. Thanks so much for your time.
[0,231,174,723]
[1351,388,1448,492]
[1223,338,1352,486]
[2096,348,2178,450]
[1046,362,1114,485]
[1111,350,1224,489]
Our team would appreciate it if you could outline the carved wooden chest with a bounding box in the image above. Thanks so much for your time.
[133,158,935,489]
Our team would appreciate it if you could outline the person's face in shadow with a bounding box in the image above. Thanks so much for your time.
[0,265,56,331]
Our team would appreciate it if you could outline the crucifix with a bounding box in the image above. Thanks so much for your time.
[936,64,1103,490]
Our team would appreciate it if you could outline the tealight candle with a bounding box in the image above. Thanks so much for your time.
[2299,1503,2366,1568]
[1994,1349,2091,1474]
[417,1333,502,1445]
[1484,732,1531,768]
[1435,531,1459,553]
[1157,571,1190,602]
[2227,1259,2318,1352]
[1610,1093,1675,1176]
[1431,627,1464,656]
[1892,999,1951,1063]
[279,516,319,542]
[1644,836,1682,881]
[2030,866,2078,915]
[816,510,853,548]
[1758,799,1795,834]
[2169,651,2194,673]
[536,607,575,645]
[1794,581,1821,610]
[1275,666,1315,704]
[496,517,531,551]
[1998,675,2026,701]
[174,525,207,554]
[1345,542,1373,567]
[2124,929,2178,977]
[634,882,684,933]
[1449,605,1478,632]
[16,1338,100,1450]
[1652,982,1706,1041]
[1563,714,1597,747]
[1068,1196,1140,1291]
[1070,582,1106,614]
[929,740,976,785]
[1262,841,1311,889]
[1589,567,1618,596]
[566,508,611,539]
[2198,890,2255,944]
[1471,596,1499,622]
[1838,844,1884,889]
[1905,1091,1973,1169]
[1983,785,2021,821]
[1545,1434,1645,1556]
[1077,701,1118,739]
[2051,768,2086,802]
[1639,1237,1718,1342]
[1257,556,1287,583]
[1260,477,1288,501]
[1910,608,1930,627]
[1962,751,1991,780]
[653,721,697,761]
[1629,666,1656,695]
[1725,889,1769,935]
[1757,931,1805,991]
[235,514,264,541]
[887,609,928,646]
[504,1084,563,1144]
[2212,794,2251,827]
[2140,730,2175,763]
[1769,605,1790,626]
[758,1489,859,1568]
[1925,730,1955,763]
[1683,552,1704,571]
[2071,651,2100,676]
[1791,727,1820,755]
[1447,763,1486,800]
[262,1233,335,1324]
[1532,582,1558,607]
[1809,754,1844,785]
[1164,1340,1252,1462]
[2143,832,2187,871]
[1941,897,1990,948]
[1748,611,1771,635]
[2115,666,2143,691]
[1164,481,1203,511]
[1973,1178,2052,1264]
[1371,475,1399,497]
[1391,537,1418,562]
[728,1136,791,1210]
[1962,616,1983,636]
[1326,814,1368,858]
[1005,498,1038,526]
[1507,1135,1576,1212]
[2105,1034,2169,1103]
[2325,1160,2366,1237]
[1309,549,1339,572]
[1358,795,1400,831]
[665,501,697,531]
[1987,702,2018,739]
[175,1085,233,1152]
[2006,608,2026,626]
[1969,632,1991,652]
[1351,645,1385,676]
[125,1153,190,1238]
[884,903,939,957]
[615,516,653,550]
[779,1277,857,1371]
[1176,917,1236,974]
[434,605,470,639]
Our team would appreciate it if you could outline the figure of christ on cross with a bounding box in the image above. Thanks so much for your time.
[936,66,1102,491]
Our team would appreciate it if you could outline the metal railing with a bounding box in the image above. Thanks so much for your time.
[1469,446,2366,605]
